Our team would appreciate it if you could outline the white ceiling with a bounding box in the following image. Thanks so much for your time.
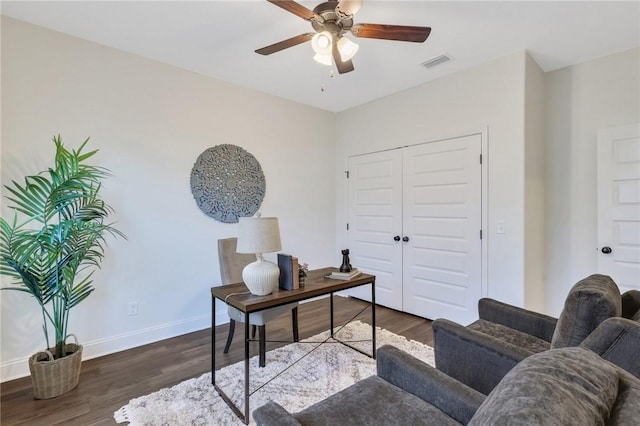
[2,1,639,112]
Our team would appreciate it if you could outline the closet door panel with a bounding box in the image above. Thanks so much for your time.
[346,150,403,310]
[402,135,482,324]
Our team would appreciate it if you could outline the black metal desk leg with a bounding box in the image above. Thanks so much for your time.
[330,292,334,338]
[211,296,216,384]
[371,281,376,359]
[244,312,250,424]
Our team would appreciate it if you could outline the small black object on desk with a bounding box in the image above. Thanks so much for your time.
[340,249,352,273]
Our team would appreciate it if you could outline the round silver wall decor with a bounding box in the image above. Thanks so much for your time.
[190,144,266,223]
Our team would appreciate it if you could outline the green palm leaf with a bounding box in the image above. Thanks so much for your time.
[0,135,126,358]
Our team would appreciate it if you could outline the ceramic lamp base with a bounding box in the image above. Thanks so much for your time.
[242,259,279,296]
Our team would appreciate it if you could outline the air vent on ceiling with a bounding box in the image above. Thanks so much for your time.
[421,54,451,69]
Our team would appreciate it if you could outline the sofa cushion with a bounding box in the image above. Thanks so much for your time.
[607,372,640,425]
[551,274,621,349]
[294,375,461,426]
[468,319,551,354]
[468,347,619,426]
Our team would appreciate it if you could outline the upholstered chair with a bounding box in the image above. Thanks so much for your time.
[432,274,624,394]
[621,289,640,320]
[253,345,640,425]
[580,316,640,378]
[218,238,299,367]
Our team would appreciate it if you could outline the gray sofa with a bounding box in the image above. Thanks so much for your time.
[432,274,638,394]
[253,345,640,425]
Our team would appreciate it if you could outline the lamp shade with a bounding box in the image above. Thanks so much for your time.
[311,31,333,55]
[236,216,282,254]
[313,53,332,66]
[337,36,359,61]
[336,0,363,16]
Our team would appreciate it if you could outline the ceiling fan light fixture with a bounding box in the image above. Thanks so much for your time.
[313,53,332,66]
[337,36,359,61]
[335,0,363,18]
[311,31,333,55]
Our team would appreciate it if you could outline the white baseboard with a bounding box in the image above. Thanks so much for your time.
[1,296,334,382]
[1,311,228,382]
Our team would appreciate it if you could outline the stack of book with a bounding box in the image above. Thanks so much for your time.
[325,269,362,280]
[278,253,300,290]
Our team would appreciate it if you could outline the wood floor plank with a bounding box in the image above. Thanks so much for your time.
[1,296,432,425]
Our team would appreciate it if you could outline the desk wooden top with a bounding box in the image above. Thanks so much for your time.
[211,267,375,314]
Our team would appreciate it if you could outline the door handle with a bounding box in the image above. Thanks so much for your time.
[393,235,401,242]
[601,246,612,254]
[402,236,409,242]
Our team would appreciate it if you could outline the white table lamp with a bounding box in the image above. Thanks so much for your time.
[236,215,282,296]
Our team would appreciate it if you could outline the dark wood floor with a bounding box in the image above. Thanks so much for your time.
[0,296,433,426]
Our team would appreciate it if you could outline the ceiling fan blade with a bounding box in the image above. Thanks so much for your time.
[350,23,431,43]
[267,0,316,21]
[255,33,315,55]
[332,42,355,74]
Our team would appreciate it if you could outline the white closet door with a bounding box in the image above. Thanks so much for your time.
[402,135,482,324]
[597,123,640,294]
[347,149,403,310]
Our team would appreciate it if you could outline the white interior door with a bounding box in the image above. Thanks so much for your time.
[402,135,482,324]
[347,150,403,310]
[597,123,640,294]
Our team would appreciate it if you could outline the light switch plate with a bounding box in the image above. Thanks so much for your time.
[496,221,506,234]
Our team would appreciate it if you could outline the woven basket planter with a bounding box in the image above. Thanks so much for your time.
[28,336,82,399]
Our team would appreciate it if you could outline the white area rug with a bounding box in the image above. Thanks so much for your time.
[114,321,434,425]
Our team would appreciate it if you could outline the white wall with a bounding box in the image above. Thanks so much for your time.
[1,17,337,381]
[335,52,528,307]
[335,48,640,318]
[544,47,640,315]
[524,54,546,313]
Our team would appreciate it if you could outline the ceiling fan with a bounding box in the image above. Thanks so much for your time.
[255,0,431,74]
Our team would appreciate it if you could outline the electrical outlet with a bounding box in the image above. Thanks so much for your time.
[128,301,138,316]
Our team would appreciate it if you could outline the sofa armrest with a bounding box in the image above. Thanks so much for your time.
[478,298,557,341]
[433,318,534,395]
[621,290,640,320]
[580,317,640,378]
[253,401,302,426]
[377,344,485,424]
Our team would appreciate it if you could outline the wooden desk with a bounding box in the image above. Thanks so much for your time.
[211,267,376,424]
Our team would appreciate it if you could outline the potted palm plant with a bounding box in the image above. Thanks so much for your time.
[0,135,125,399]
